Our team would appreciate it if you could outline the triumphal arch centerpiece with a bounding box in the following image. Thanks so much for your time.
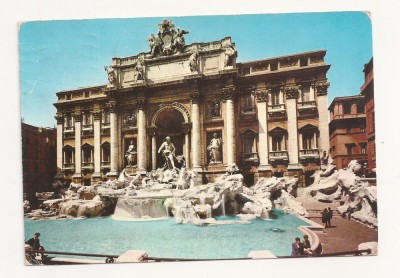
[54,19,330,187]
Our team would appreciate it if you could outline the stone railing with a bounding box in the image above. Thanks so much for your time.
[64,126,74,132]
[82,124,93,130]
[299,149,319,158]
[101,161,111,168]
[62,163,75,170]
[241,152,259,162]
[268,103,285,111]
[82,162,94,169]
[269,151,289,162]
[298,100,317,108]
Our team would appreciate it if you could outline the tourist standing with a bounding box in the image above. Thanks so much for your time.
[291,237,304,256]
[327,207,333,227]
[321,208,329,228]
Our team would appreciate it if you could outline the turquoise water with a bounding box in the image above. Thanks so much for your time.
[24,210,306,259]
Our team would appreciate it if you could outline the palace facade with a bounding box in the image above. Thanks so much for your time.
[54,20,330,186]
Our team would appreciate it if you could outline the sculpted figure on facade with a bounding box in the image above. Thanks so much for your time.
[104,66,117,86]
[125,141,137,167]
[174,28,189,53]
[189,50,199,72]
[135,58,145,81]
[222,41,236,67]
[147,33,163,58]
[158,136,176,170]
[123,110,136,127]
[207,133,222,163]
[207,100,221,118]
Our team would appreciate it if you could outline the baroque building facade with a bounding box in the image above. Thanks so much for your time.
[54,20,330,187]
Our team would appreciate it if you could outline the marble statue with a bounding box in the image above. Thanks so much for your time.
[223,41,236,67]
[147,33,163,58]
[125,141,137,167]
[320,150,329,170]
[174,28,189,53]
[158,136,176,170]
[189,50,199,72]
[207,133,222,163]
[104,66,116,86]
[135,58,144,81]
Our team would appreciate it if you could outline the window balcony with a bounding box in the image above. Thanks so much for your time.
[82,124,93,130]
[241,152,259,163]
[267,104,287,119]
[299,149,320,162]
[298,101,318,116]
[64,126,74,132]
[62,163,75,171]
[82,162,94,170]
[269,150,289,162]
[101,161,110,169]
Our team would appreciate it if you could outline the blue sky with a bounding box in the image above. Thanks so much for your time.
[19,12,372,127]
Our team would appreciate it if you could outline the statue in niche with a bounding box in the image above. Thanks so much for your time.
[207,133,222,163]
[189,50,199,72]
[104,66,117,86]
[125,141,137,167]
[174,28,189,53]
[222,41,236,67]
[123,111,136,127]
[158,136,176,170]
[135,58,144,81]
[147,33,163,58]
[207,100,221,118]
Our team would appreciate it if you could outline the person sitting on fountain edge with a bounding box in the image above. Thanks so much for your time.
[291,237,304,256]
[25,232,47,259]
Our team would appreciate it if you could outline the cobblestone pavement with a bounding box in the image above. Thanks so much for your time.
[297,197,378,254]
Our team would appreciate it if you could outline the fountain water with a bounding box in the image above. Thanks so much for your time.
[221,195,226,216]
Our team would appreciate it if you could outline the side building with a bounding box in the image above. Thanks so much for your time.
[360,58,375,176]
[328,95,367,169]
[53,19,331,187]
[21,122,57,200]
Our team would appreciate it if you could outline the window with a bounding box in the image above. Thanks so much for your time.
[82,111,92,126]
[241,94,255,113]
[346,144,354,155]
[360,143,367,154]
[63,146,74,164]
[271,89,280,105]
[357,103,364,114]
[302,133,314,150]
[82,144,93,163]
[360,124,365,133]
[84,92,90,98]
[102,142,111,162]
[240,130,257,161]
[343,103,351,114]
[65,113,73,127]
[242,67,250,75]
[102,110,110,125]
[346,127,351,134]
[300,84,311,102]
[270,63,278,71]
[272,135,284,151]
[300,58,308,67]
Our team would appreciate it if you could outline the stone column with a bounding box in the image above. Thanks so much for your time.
[54,113,64,179]
[107,101,119,178]
[316,82,330,152]
[73,111,82,182]
[223,87,237,167]
[190,92,202,171]
[148,126,157,171]
[284,86,301,170]
[137,99,147,173]
[182,122,192,168]
[255,89,271,171]
[92,110,102,182]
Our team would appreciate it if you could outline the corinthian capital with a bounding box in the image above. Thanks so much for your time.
[284,85,300,99]
[315,82,330,96]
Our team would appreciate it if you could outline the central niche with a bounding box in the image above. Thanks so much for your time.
[155,108,185,168]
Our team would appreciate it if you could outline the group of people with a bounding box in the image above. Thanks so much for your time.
[321,207,333,228]
[291,235,313,256]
